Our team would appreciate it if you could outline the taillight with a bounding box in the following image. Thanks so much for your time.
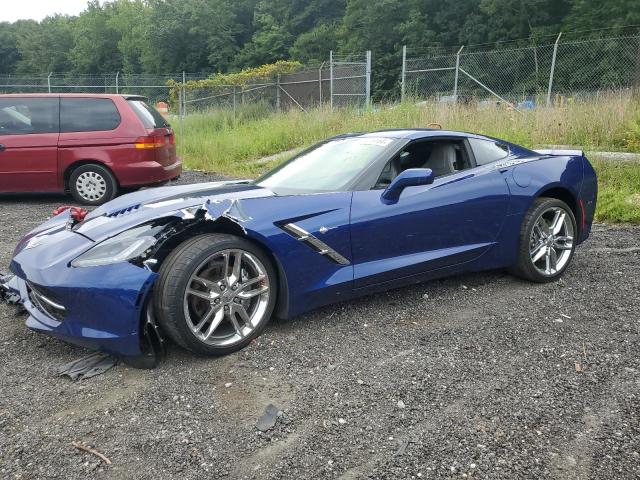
[134,135,165,149]
[168,132,175,145]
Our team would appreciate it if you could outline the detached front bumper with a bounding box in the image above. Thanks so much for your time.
[9,220,158,358]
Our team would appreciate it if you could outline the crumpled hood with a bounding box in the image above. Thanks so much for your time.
[73,180,275,242]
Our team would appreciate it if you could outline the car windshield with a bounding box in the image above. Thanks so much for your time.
[255,136,397,194]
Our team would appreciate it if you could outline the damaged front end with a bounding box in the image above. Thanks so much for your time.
[0,273,21,305]
[6,192,258,369]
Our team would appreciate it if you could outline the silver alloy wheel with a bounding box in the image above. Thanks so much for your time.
[529,206,574,276]
[75,171,107,202]
[183,249,270,346]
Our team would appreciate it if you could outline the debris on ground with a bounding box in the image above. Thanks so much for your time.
[58,352,117,380]
[0,274,21,305]
[71,441,112,465]
[256,404,280,432]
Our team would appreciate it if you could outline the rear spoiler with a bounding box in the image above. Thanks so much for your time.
[534,149,584,157]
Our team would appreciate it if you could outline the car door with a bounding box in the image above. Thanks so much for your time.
[0,97,60,192]
[350,137,510,288]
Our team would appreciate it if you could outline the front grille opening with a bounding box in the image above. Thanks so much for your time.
[27,282,66,321]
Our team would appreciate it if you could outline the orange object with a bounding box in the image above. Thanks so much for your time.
[156,101,169,117]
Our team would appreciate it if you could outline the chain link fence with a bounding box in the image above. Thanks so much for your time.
[182,51,371,114]
[0,51,371,116]
[402,34,640,107]
[0,72,192,107]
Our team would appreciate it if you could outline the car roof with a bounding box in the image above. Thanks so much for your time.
[334,128,488,141]
[0,93,146,100]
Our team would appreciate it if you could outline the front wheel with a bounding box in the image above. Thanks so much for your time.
[510,197,577,283]
[153,234,277,356]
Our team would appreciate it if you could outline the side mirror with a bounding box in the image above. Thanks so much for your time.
[381,168,434,204]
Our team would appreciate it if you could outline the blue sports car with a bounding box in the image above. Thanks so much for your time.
[4,129,597,366]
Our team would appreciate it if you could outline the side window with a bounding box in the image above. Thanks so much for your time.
[374,139,471,188]
[0,98,59,135]
[60,98,121,133]
[469,138,509,165]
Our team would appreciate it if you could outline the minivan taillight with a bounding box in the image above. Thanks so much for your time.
[134,135,165,149]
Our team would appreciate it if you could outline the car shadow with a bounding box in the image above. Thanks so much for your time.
[0,192,70,205]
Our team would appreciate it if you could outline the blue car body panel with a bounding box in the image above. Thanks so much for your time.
[6,129,598,358]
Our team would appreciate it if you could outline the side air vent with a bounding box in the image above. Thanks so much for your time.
[281,223,350,265]
[106,204,141,218]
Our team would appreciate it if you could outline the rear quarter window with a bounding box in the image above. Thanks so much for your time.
[469,138,509,165]
[127,99,169,129]
[60,98,121,133]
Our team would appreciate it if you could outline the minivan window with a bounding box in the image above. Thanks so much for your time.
[128,99,169,129]
[60,98,121,133]
[0,98,59,135]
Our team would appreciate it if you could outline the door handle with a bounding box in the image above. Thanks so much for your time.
[0,144,5,152]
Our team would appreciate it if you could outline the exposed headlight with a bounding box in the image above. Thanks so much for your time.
[71,224,161,267]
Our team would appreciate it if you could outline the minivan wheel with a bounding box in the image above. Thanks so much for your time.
[69,164,118,205]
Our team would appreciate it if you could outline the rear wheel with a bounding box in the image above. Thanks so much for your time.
[153,234,276,356]
[510,197,577,283]
[69,164,117,205]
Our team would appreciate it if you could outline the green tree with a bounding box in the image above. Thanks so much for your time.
[340,0,409,99]
[70,1,122,73]
[141,0,240,73]
[107,0,151,74]
[290,23,340,64]
[563,0,640,32]
[16,16,74,73]
[0,22,21,74]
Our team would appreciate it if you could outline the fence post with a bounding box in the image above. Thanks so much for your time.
[547,32,562,106]
[318,62,324,106]
[453,45,464,101]
[115,71,119,94]
[233,85,237,119]
[329,50,334,110]
[365,50,372,108]
[182,71,187,116]
[276,73,281,112]
[401,45,406,102]
[47,72,52,93]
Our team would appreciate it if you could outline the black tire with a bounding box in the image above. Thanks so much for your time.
[153,234,277,356]
[510,197,578,283]
[69,163,118,206]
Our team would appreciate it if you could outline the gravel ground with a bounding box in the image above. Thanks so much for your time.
[1,171,639,479]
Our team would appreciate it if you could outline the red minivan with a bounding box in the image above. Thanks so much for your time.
[0,94,182,205]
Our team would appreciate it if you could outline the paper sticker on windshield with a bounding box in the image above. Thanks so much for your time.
[358,138,393,147]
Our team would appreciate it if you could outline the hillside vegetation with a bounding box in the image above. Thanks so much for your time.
[2,0,639,99]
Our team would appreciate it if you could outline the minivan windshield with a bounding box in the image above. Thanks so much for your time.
[255,136,398,194]
[128,99,169,128]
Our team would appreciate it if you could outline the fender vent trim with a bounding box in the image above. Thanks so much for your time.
[281,223,350,265]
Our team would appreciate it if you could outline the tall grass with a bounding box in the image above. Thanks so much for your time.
[591,158,640,223]
[176,94,640,176]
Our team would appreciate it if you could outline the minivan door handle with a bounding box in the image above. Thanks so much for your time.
[0,144,6,152]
